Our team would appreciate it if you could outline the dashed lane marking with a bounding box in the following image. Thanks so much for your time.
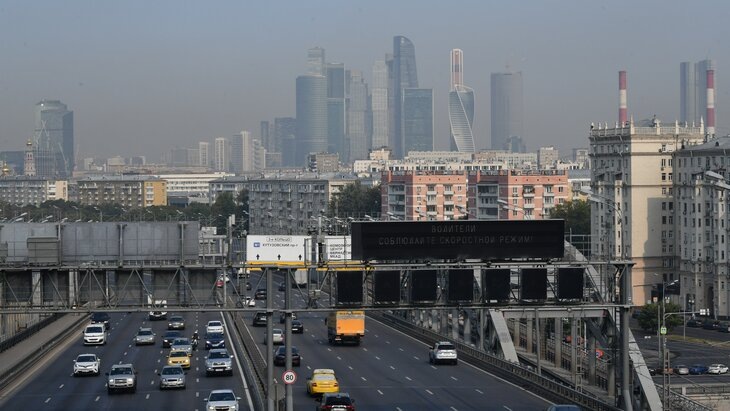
[58,384,63,389]
[405,376,412,381]
[45,398,51,403]
[451,376,458,381]
[95,396,100,402]
[425,389,434,395]
[389,366,395,370]
[475,389,483,394]
[145,394,150,400]
[361,377,367,381]
[377,389,384,395]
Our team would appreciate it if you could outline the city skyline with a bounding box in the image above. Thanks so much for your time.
[0,1,728,161]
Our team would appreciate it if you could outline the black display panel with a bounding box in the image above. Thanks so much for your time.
[520,268,547,300]
[447,269,474,303]
[373,270,401,304]
[410,269,438,302]
[351,220,565,261]
[336,271,363,305]
[482,269,511,302]
[557,267,584,300]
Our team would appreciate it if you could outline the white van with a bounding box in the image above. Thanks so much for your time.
[83,324,107,345]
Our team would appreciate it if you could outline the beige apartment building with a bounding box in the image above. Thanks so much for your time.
[588,119,705,307]
[0,177,68,206]
[76,176,167,207]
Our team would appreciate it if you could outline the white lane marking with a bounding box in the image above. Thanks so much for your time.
[399,348,404,351]
[450,407,458,411]
[145,393,150,399]
[397,408,403,411]
[451,376,458,381]
[475,388,483,394]
[390,366,395,370]
[157,359,161,363]
[95,396,100,402]
[45,398,51,403]
[375,356,380,360]
[348,366,353,370]
[196,378,200,383]
[124,351,128,356]
[405,376,412,381]
[361,376,367,381]
[362,348,368,352]
[377,389,384,395]
[430,365,437,370]
[336,356,342,361]
[150,380,155,385]
[413,356,419,360]
[503,407,513,411]
[196,391,199,398]
[58,384,64,389]
[425,389,433,395]
[374,334,379,338]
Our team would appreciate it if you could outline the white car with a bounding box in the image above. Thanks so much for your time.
[204,389,240,411]
[83,324,107,345]
[264,328,284,345]
[206,320,224,335]
[708,363,729,374]
[73,353,101,376]
[242,296,256,307]
[429,341,458,365]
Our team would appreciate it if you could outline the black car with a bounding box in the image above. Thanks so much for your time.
[702,320,720,330]
[246,281,252,290]
[204,332,226,349]
[318,393,354,411]
[274,345,300,366]
[252,311,268,327]
[162,330,182,348]
[90,312,111,330]
[278,282,286,292]
[291,319,304,334]
[686,318,702,328]
[254,288,267,300]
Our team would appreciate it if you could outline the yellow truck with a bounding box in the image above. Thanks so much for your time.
[326,310,365,345]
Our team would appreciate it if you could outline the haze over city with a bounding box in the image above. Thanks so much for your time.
[0,0,728,160]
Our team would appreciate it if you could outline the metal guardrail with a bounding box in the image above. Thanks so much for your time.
[228,311,266,411]
[0,313,88,392]
[0,313,59,352]
[374,311,623,411]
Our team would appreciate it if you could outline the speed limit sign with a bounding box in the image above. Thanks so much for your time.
[282,370,297,385]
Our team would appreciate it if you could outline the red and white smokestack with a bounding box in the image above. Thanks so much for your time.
[619,71,627,125]
[707,69,716,136]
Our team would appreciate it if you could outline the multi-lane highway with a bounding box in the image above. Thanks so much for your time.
[0,273,557,411]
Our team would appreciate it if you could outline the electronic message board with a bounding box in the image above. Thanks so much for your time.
[482,269,511,302]
[557,267,584,300]
[373,270,401,304]
[520,268,548,300]
[351,220,564,261]
[336,271,363,305]
[447,269,474,303]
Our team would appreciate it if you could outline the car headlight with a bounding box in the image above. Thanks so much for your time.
[108,379,114,385]
[126,378,133,383]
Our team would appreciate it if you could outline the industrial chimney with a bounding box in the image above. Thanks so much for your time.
[619,71,627,126]
[707,69,716,137]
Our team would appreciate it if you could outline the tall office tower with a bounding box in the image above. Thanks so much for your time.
[198,142,210,168]
[347,70,369,162]
[371,59,389,149]
[402,88,433,154]
[230,131,247,173]
[260,121,273,152]
[33,100,74,178]
[681,59,717,129]
[296,74,328,166]
[490,72,524,151]
[505,136,526,153]
[214,137,229,172]
[391,36,419,158]
[326,63,346,158]
[307,47,325,76]
[449,49,475,152]
[274,117,296,166]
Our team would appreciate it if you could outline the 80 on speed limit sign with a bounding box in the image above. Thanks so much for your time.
[282,370,297,385]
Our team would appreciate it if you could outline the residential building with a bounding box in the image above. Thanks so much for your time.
[380,170,467,221]
[199,142,210,168]
[391,36,419,158]
[307,152,339,173]
[538,146,560,169]
[588,118,705,307]
[449,49,475,153]
[214,137,229,172]
[76,176,167,207]
[402,88,433,154]
[296,74,328,166]
[158,172,234,204]
[0,177,68,206]
[491,72,524,151]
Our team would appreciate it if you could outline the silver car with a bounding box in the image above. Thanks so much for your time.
[167,315,185,330]
[134,327,155,345]
[106,363,137,394]
[73,353,100,376]
[171,337,193,356]
[204,389,240,411]
[158,365,186,389]
[205,348,234,376]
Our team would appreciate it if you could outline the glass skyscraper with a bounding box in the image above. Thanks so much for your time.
[402,88,433,154]
[296,74,328,166]
[34,100,73,178]
[490,72,524,151]
[347,69,369,162]
[449,49,475,152]
[371,59,389,150]
[326,63,346,158]
[392,36,419,158]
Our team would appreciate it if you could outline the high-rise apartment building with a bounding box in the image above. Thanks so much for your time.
[371,59,389,150]
[231,131,255,173]
[391,36,419,158]
[214,137,229,172]
[680,59,717,136]
[199,142,210,168]
[274,117,296,167]
[402,88,433,154]
[347,70,369,162]
[449,49,475,153]
[33,100,74,178]
[490,72,524,151]
[326,63,346,158]
[296,74,328,166]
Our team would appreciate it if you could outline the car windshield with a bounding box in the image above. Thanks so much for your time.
[165,332,181,338]
[173,339,189,345]
[162,367,182,375]
[206,332,223,339]
[91,313,108,320]
[138,330,153,336]
[325,396,351,405]
[170,351,187,358]
[86,326,103,333]
[77,355,96,362]
[170,317,183,322]
[209,351,229,359]
[438,344,455,350]
[110,367,132,375]
[315,374,336,382]
[210,392,235,401]
[208,321,221,327]
[273,329,283,334]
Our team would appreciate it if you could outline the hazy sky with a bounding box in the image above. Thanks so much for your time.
[1,0,728,161]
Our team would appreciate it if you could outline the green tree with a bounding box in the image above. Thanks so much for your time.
[548,199,590,235]
[211,192,237,233]
[637,302,684,332]
[328,182,381,219]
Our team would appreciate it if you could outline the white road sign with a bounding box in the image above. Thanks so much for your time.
[282,370,297,385]
[246,235,308,263]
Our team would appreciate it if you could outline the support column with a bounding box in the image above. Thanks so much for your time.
[143,268,154,303]
[31,270,42,306]
[464,309,472,345]
[451,308,459,341]
[555,317,563,368]
[512,318,520,348]
[588,334,597,383]
[68,269,78,308]
[526,318,534,355]
[440,308,448,333]
[479,310,486,351]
